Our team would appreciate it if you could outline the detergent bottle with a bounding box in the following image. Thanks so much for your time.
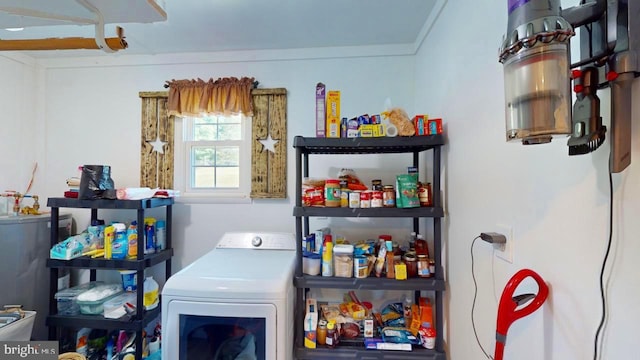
[321,235,333,277]
[126,221,138,259]
[144,276,159,310]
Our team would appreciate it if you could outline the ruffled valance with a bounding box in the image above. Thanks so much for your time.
[165,77,255,117]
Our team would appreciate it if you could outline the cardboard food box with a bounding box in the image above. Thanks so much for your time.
[326,90,341,138]
[316,83,326,137]
[304,298,319,348]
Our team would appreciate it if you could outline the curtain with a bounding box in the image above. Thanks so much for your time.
[165,77,255,117]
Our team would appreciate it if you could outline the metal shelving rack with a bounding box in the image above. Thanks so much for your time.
[293,135,446,360]
[46,197,174,360]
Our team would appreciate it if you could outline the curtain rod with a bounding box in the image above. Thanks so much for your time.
[163,80,259,89]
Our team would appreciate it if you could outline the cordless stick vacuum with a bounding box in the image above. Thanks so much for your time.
[494,269,549,360]
[499,0,640,173]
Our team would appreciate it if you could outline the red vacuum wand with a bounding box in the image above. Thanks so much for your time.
[494,269,549,360]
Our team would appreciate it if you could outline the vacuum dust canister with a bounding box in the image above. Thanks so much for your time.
[499,0,574,145]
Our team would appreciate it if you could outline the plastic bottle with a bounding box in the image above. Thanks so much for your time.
[321,235,333,277]
[415,233,429,257]
[408,231,417,251]
[104,225,114,259]
[111,223,128,260]
[155,220,166,251]
[403,295,413,326]
[126,221,138,259]
[144,217,156,254]
[144,276,159,310]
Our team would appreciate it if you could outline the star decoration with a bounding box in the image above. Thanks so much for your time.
[148,136,167,154]
[259,134,279,153]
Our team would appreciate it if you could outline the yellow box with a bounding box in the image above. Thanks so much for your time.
[326,91,341,138]
[373,124,386,137]
[394,262,407,280]
[359,124,385,137]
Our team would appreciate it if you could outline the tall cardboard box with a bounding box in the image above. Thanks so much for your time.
[326,90,341,138]
[315,83,326,137]
[304,298,319,348]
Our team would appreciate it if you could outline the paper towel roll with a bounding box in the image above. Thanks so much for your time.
[386,123,398,137]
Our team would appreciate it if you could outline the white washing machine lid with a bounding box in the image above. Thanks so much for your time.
[162,247,295,300]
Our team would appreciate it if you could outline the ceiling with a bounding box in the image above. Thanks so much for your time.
[0,0,443,59]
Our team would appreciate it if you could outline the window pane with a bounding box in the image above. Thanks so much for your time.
[193,167,215,188]
[194,117,216,125]
[216,167,239,188]
[216,147,239,166]
[218,115,242,124]
[192,147,215,166]
[193,124,217,141]
[217,124,241,140]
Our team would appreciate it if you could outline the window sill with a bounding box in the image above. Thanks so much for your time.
[174,194,252,205]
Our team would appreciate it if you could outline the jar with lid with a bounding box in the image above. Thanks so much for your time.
[404,251,418,278]
[326,321,338,348]
[317,320,328,345]
[382,185,396,208]
[417,254,431,278]
[371,179,382,191]
[324,179,341,207]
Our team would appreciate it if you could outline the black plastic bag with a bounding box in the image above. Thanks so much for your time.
[79,165,116,200]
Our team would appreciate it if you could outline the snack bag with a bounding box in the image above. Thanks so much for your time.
[395,173,419,208]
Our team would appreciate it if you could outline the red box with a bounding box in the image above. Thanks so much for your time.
[428,118,443,134]
[413,115,427,135]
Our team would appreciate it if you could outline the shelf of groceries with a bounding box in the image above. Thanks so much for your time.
[293,133,446,359]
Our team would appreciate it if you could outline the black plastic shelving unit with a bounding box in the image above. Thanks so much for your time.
[46,197,174,359]
[293,135,446,359]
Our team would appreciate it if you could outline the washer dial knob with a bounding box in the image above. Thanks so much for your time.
[251,236,263,247]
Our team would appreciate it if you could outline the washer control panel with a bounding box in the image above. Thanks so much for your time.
[216,232,296,250]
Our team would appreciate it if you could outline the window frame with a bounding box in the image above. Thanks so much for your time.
[173,114,252,203]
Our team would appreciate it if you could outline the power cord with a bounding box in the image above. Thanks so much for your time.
[593,156,614,360]
[471,235,493,359]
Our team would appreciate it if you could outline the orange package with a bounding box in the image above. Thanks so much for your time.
[419,297,434,328]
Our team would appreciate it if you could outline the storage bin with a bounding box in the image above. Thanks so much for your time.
[54,281,104,316]
[76,283,123,315]
[333,244,354,278]
[0,310,36,341]
[303,251,321,275]
[103,292,136,319]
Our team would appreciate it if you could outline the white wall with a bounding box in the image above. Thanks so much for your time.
[36,48,416,271]
[0,54,42,206]
[415,0,640,359]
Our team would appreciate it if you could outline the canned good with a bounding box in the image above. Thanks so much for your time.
[354,256,369,278]
[360,191,371,208]
[340,189,351,208]
[371,191,383,208]
[349,191,361,208]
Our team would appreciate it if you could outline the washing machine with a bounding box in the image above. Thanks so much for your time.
[162,232,296,360]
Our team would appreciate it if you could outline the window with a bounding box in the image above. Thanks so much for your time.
[139,88,287,199]
[174,114,252,200]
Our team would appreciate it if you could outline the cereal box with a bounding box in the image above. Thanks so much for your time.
[326,90,341,138]
[315,83,326,137]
